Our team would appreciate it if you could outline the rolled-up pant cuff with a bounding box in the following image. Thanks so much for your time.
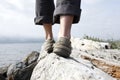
[35,0,81,25]
[34,15,53,25]
[34,0,55,25]
[54,1,82,24]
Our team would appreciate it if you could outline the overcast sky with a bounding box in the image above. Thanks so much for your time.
[0,0,120,40]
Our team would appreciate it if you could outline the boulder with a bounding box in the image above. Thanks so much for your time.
[71,37,110,51]
[7,51,40,80]
[73,49,120,79]
[0,65,9,80]
[30,50,118,80]
[2,38,119,80]
[0,74,5,80]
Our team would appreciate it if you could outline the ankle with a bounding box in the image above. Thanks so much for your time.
[46,37,53,40]
[45,34,53,40]
[58,35,71,39]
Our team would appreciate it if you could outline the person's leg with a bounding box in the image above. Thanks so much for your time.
[42,25,55,53]
[54,0,82,39]
[35,0,55,40]
[41,24,55,53]
[53,0,82,57]
[59,15,74,39]
[43,24,53,40]
[53,16,73,57]
[35,0,55,52]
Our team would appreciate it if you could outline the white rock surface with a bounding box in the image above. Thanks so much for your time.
[30,38,120,80]
[30,50,117,80]
[71,37,110,51]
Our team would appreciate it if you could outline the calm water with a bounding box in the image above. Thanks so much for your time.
[0,43,42,67]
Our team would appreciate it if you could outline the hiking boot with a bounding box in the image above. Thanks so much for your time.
[42,39,55,53]
[53,37,72,58]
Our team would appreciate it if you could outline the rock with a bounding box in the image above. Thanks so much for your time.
[7,51,40,80]
[83,50,120,64]
[75,49,120,79]
[22,51,40,66]
[91,59,120,79]
[0,74,5,80]
[3,38,119,80]
[99,42,111,49]
[30,50,116,80]
[0,65,9,80]
[71,37,110,51]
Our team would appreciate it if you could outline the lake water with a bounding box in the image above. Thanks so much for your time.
[0,42,42,67]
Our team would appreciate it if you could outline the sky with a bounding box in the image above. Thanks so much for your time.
[0,0,120,40]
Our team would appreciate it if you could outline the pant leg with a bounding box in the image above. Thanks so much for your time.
[54,0,82,24]
[34,0,55,25]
